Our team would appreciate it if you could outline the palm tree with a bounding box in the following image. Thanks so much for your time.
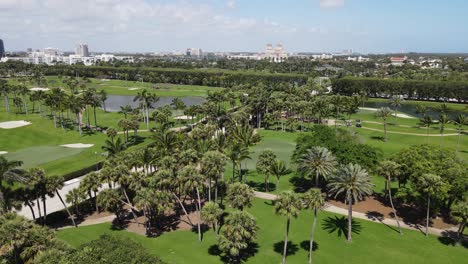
[417,173,448,236]
[97,189,124,222]
[0,79,11,112]
[119,105,133,119]
[201,201,223,236]
[419,116,433,144]
[376,107,392,142]
[226,143,251,182]
[0,157,24,212]
[201,151,227,202]
[180,165,204,241]
[452,114,467,152]
[99,89,108,112]
[275,191,302,264]
[226,182,254,211]
[218,211,258,262]
[302,188,325,264]
[297,147,337,187]
[377,160,402,235]
[451,199,467,241]
[49,176,77,227]
[65,188,85,219]
[269,160,290,194]
[389,95,404,125]
[438,113,449,146]
[101,136,127,157]
[134,89,159,130]
[327,163,374,242]
[256,150,277,192]
[79,172,102,212]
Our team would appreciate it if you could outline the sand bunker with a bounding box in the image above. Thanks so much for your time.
[359,107,415,119]
[128,88,141,91]
[60,143,94,149]
[0,120,32,129]
[0,151,7,155]
[30,87,50,91]
[174,115,194,120]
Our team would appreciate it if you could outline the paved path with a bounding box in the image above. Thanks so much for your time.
[254,191,458,237]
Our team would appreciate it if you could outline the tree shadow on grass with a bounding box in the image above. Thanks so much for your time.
[438,231,468,249]
[208,242,259,263]
[322,216,362,239]
[246,180,276,193]
[273,241,299,256]
[289,175,314,193]
[365,211,401,234]
[299,240,319,252]
[370,136,385,142]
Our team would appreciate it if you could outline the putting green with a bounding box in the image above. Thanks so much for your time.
[4,146,85,169]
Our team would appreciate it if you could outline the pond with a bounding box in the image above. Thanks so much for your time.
[104,95,206,112]
[363,101,467,119]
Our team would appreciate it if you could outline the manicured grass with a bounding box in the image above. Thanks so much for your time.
[367,98,468,112]
[58,198,467,264]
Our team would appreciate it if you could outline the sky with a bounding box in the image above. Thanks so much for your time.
[0,0,467,53]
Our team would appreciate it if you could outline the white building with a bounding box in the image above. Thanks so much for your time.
[43,47,59,56]
[311,54,333,60]
[186,48,203,57]
[347,56,370,62]
[261,43,288,63]
[75,43,89,57]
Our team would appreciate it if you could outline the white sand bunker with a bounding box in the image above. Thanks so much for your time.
[128,88,141,91]
[0,120,32,129]
[0,151,8,155]
[30,87,50,91]
[359,107,415,119]
[61,143,94,149]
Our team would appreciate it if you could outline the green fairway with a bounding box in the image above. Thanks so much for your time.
[4,146,84,168]
[57,198,467,264]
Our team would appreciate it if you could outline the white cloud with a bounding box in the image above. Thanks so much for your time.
[227,0,236,9]
[319,0,345,8]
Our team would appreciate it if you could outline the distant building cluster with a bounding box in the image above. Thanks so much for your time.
[186,48,203,57]
[261,43,288,62]
[1,42,134,65]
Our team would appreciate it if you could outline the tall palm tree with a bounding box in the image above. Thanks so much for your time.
[201,201,223,236]
[226,143,251,182]
[0,157,24,212]
[302,188,325,264]
[275,191,302,264]
[101,136,127,157]
[79,172,102,212]
[201,151,227,202]
[377,160,402,235]
[438,113,449,146]
[269,160,290,194]
[376,107,392,142]
[417,173,448,236]
[419,116,433,144]
[297,147,337,187]
[0,79,11,112]
[180,165,204,241]
[450,199,467,241]
[134,89,159,130]
[49,176,77,227]
[327,163,374,242]
[97,189,124,222]
[389,95,404,125]
[452,114,467,152]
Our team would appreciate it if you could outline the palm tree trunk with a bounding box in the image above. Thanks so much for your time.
[315,171,320,188]
[56,190,77,227]
[383,120,387,142]
[196,187,202,242]
[42,196,47,226]
[36,198,42,224]
[347,197,353,242]
[94,191,99,212]
[309,208,318,264]
[282,217,290,264]
[208,176,212,202]
[215,178,219,203]
[172,192,193,226]
[387,177,402,235]
[426,195,430,236]
[26,201,36,220]
[93,106,97,127]
[122,187,139,224]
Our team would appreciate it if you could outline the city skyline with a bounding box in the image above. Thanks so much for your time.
[0,0,467,53]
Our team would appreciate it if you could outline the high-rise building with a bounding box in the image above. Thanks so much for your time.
[43,47,59,56]
[75,43,89,57]
[0,39,5,58]
[186,48,203,57]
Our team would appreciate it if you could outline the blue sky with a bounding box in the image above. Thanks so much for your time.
[0,0,467,53]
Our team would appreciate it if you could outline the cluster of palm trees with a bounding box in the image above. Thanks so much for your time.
[0,77,109,133]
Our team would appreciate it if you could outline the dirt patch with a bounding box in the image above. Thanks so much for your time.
[84,211,113,221]
[329,195,457,230]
